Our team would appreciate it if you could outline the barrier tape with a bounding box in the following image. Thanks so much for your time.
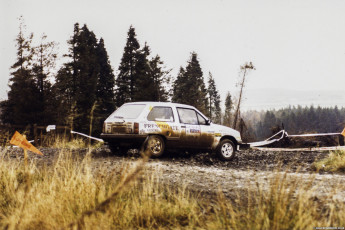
[289,133,341,137]
[253,146,345,152]
[249,129,344,148]
[70,131,104,142]
[249,130,288,147]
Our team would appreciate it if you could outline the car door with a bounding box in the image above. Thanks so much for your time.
[196,112,215,149]
[145,106,180,139]
[176,107,201,148]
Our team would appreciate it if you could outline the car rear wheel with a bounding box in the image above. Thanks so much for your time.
[146,135,165,158]
[216,139,236,161]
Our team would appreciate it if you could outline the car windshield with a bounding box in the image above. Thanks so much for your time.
[111,104,146,119]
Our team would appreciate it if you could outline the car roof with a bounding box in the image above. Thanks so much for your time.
[124,101,196,109]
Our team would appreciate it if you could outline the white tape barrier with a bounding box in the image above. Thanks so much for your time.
[70,131,104,142]
[249,130,343,148]
[249,130,288,147]
[253,146,345,152]
[249,139,279,147]
[289,133,341,137]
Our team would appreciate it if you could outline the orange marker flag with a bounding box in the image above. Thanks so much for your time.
[10,131,43,156]
[342,128,345,137]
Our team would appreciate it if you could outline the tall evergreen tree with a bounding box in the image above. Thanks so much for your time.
[54,23,81,126]
[134,44,171,102]
[172,67,187,104]
[94,38,116,134]
[132,43,154,101]
[172,52,208,114]
[223,92,233,127]
[31,34,57,124]
[115,27,170,104]
[74,25,99,132]
[55,23,115,134]
[1,16,40,125]
[115,26,140,107]
[207,72,221,123]
[148,55,171,102]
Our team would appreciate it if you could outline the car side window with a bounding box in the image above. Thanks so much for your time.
[147,107,174,122]
[197,113,207,125]
[177,108,198,125]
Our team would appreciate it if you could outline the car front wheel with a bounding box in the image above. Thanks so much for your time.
[146,135,165,158]
[216,139,236,161]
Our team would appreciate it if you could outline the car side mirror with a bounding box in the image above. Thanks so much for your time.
[206,119,211,125]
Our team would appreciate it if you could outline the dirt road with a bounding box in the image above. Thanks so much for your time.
[93,149,345,201]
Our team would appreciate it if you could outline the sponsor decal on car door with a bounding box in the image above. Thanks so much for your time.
[177,108,201,147]
[141,106,180,139]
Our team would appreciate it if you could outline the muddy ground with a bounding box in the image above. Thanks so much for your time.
[2,147,345,202]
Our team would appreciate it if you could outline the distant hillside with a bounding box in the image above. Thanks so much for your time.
[241,89,345,110]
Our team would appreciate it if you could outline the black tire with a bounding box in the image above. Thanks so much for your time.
[108,144,129,155]
[146,135,165,158]
[216,139,236,161]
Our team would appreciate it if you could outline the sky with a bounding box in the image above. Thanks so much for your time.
[1,0,345,109]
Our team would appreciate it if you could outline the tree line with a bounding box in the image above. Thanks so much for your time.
[2,18,343,139]
[243,106,345,141]
[1,17,231,135]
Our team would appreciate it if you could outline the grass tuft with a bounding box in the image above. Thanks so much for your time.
[313,150,345,172]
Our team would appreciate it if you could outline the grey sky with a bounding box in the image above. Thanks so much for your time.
[1,0,345,108]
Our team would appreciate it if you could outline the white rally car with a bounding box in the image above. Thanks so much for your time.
[101,102,242,161]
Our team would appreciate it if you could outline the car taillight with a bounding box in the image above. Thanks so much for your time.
[134,122,139,134]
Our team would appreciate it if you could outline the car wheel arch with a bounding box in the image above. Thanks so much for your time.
[219,136,238,148]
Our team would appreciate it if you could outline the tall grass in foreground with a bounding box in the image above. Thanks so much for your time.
[0,147,344,229]
[213,171,345,229]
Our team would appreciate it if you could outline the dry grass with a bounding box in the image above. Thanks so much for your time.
[0,146,344,229]
[313,150,345,172]
[212,171,345,230]
[46,135,104,149]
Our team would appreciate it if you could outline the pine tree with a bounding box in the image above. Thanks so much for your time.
[172,52,208,114]
[115,26,140,107]
[31,34,57,124]
[54,65,74,125]
[93,38,116,135]
[223,92,233,127]
[148,55,171,102]
[172,67,187,104]
[207,72,221,123]
[55,23,115,134]
[115,27,171,104]
[262,111,277,138]
[132,43,154,101]
[54,23,81,126]
[1,16,40,125]
[74,25,99,132]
